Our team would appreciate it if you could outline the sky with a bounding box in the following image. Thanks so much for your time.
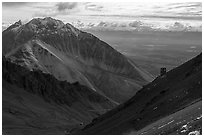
[2,2,202,31]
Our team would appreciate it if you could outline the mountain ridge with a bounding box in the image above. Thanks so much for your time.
[2,56,117,134]
[3,17,153,103]
[76,53,202,135]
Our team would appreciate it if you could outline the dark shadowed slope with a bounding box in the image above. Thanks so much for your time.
[132,100,201,135]
[3,17,152,103]
[77,53,202,135]
[2,57,116,135]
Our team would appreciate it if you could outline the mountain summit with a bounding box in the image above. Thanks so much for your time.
[3,17,153,103]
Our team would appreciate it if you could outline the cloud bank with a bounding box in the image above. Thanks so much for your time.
[2,2,202,32]
[56,2,78,11]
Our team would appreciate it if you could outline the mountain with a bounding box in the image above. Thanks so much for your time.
[2,56,116,135]
[2,17,153,103]
[76,53,202,135]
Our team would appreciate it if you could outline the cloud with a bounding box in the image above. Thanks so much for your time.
[97,21,108,27]
[119,23,127,27]
[169,2,201,9]
[56,2,78,11]
[2,22,12,31]
[2,2,202,32]
[141,15,201,21]
[33,10,58,17]
[96,21,119,28]
[2,2,28,7]
[76,20,85,28]
[128,21,154,31]
[33,2,79,17]
[87,23,95,27]
[129,21,143,28]
[85,4,103,11]
[169,22,186,31]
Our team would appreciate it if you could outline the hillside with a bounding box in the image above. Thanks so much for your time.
[77,53,202,135]
[2,17,153,103]
[2,57,116,135]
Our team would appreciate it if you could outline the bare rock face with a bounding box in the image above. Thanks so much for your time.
[2,57,116,134]
[3,56,116,108]
[3,17,153,103]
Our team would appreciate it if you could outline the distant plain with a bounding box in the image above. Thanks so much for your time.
[86,30,202,77]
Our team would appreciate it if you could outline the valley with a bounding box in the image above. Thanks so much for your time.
[2,17,202,135]
[86,30,202,77]
[77,53,202,135]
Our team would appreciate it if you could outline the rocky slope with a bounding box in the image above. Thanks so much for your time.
[2,57,116,135]
[76,53,202,135]
[3,17,153,103]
